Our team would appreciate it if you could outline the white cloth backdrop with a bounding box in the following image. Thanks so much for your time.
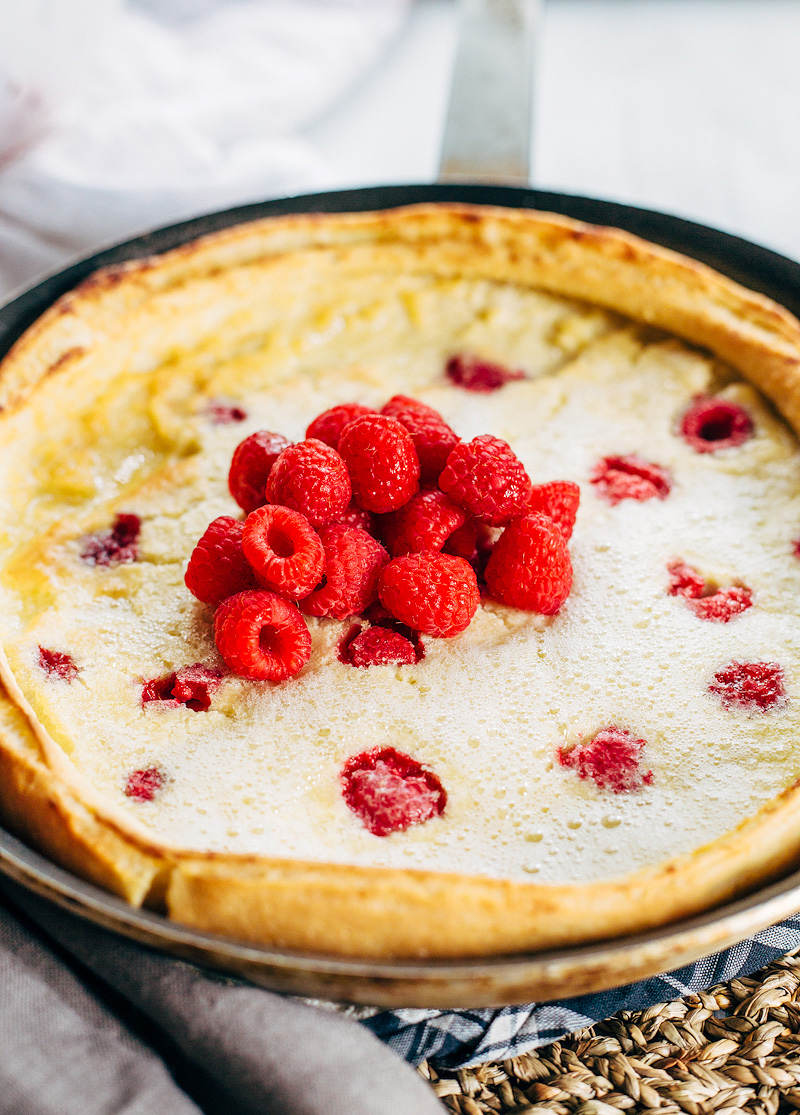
[0,0,409,299]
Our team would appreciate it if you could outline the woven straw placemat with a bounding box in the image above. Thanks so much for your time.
[420,951,800,1114]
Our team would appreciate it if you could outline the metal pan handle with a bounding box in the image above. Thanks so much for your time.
[438,0,540,186]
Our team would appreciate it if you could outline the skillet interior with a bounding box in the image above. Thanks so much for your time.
[1,184,800,1006]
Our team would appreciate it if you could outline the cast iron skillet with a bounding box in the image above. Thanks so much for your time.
[2,183,800,1008]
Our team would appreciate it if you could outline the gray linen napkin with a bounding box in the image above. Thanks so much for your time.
[0,879,442,1115]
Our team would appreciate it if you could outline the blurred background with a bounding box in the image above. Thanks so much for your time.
[0,0,799,300]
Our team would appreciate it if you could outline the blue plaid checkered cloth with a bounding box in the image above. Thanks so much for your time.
[361,916,800,1069]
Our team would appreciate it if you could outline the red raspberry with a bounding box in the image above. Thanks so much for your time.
[337,622,364,664]
[666,560,706,599]
[559,728,653,794]
[446,521,500,585]
[361,602,425,661]
[681,396,753,453]
[142,664,222,711]
[380,489,465,557]
[306,403,375,448]
[171,664,223,710]
[590,455,672,504]
[379,551,479,637]
[206,399,247,425]
[439,435,533,526]
[666,561,752,621]
[214,591,311,682]
[484,513,572,614]
[336,500,377,535]
[301,525,388,619]
[709,661,786,711]
[341,747,446,836]
[185,516,258,608]
[125,767,164,802]
[337,415,420,513]
[445,353,525,392]
[527,481,580,541]
[141,674,179,706]
[345,627,417,668]
[381,395,459,483]
[81,513,141,566]
[687,586,752,622]
[443,518,480,560]
[266,439,351,528]
[242,505,324,599]
[38,647,79,682]
[229,430,292,513]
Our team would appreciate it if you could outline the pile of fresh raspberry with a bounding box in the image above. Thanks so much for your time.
[185,392,579,683]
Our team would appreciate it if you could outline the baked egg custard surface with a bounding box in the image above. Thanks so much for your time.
[2,204,800,958]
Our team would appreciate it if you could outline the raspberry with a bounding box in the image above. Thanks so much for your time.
[379,551,479,637]
[527,481,581,541]
[171,664,223,710]
[337,415,420,513]
[205,399,247,425]
[38,647,78,682]
[380,489,465,557]
[681,396,753,453]
[228,430,292,513]
[709,661,786,711]
[214,591,312,682]
[337,622,364,664]
[345,627,417,668]
[81,513,141,566]
[444,519,499,585]
[590,455,671,504]
[446,516,496,558]
[687,586,752,622]
[443,518,480,560]
[336,501,377,535]
[306,403,375,448]
[301,524,388,619]
[439,435,533,526]
[381,395,459,483]
[142,664,222,711]
[445,353,525,392]
[185,516,258,607]
[141,674,178,705]
[665,561,752,621]
[266,439,351,528]
[242,505,324,599]
[559,728,653,794]
[361,602,425,661]
[484,513,572,614]
[667,560,706,599]
[125,767,163,802]
[341,747,446,836]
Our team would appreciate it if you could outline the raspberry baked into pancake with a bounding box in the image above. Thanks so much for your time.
[1,204,800,958]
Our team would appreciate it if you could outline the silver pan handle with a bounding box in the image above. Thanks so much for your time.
[438,0,540,186]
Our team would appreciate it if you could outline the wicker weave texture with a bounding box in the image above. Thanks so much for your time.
[421,952,800,1114]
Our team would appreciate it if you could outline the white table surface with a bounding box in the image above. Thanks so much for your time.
[306,0,800,265]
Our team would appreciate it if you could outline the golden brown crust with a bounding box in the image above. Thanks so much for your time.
[2,203,800,958]
[0,684,165,905]
[6,205,800,420]
[161,777,800,958]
